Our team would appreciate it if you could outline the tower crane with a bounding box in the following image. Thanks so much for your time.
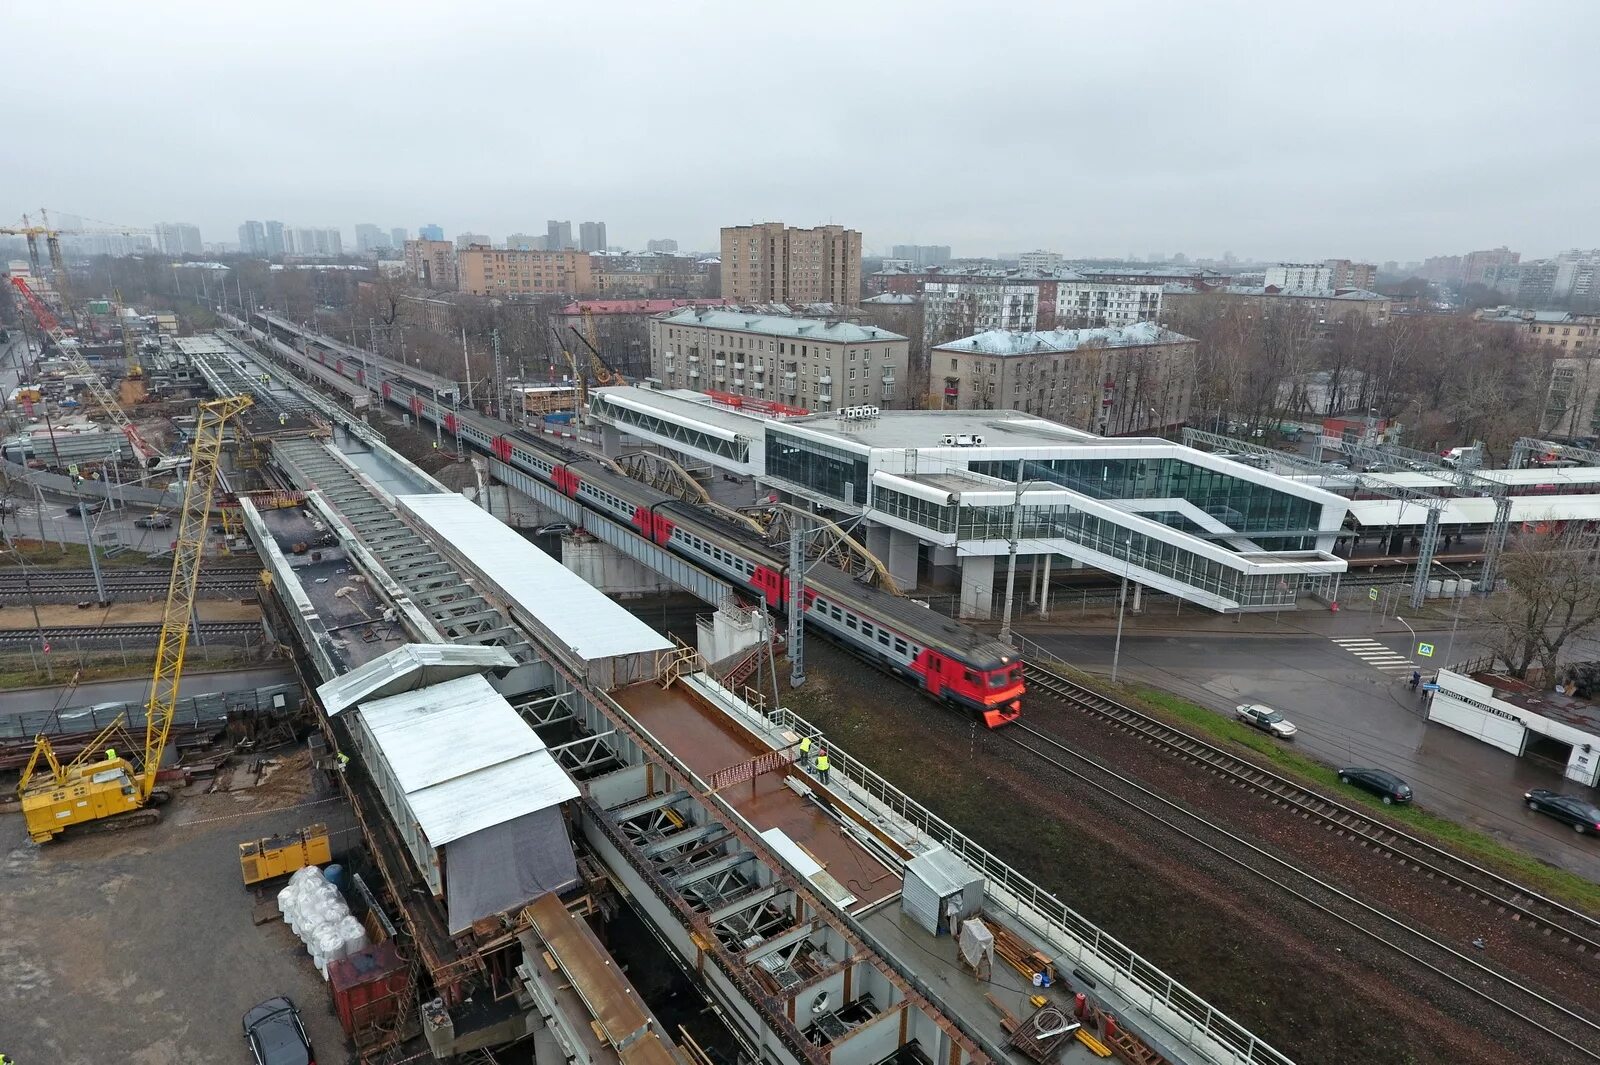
[17,394,252,842]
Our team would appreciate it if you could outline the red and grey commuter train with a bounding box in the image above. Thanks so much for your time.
[255,318,1025,726]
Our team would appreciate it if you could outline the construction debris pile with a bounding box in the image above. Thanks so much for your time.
[279,866,369,978]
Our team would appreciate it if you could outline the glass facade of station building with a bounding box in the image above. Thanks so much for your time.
[761,426,1346,612]
[969,457,1322,550]
[590,391,1346,613]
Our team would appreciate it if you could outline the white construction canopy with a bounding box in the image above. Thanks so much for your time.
[358,673,577,846]
[399,493,672,663]
[356,672,580,931]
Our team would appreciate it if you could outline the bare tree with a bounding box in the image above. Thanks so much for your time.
[1482,530,1600,679]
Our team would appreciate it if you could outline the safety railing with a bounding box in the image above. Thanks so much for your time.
[763,705,1295,1065]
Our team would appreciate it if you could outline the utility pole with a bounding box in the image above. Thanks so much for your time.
[999,458,1025,644]
[788,513,807,689]
[492,328,505,420]
[460,327,475,411]
[77,503,107,604]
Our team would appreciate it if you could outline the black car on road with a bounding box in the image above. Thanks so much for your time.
[1524,788,1600,835]
[64,500,105,517]
[243,996,314,1065]
[1337,767,1413,805]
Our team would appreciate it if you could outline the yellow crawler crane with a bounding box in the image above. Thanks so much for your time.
[17,395,253,842]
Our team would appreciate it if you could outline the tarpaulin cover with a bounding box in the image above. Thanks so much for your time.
[445,807,578,933]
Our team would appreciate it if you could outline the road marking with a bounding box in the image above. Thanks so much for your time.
[1330,637,1417,673]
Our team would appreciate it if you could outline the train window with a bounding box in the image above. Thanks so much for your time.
[861,622,874,637]
[894,638,907,654]
[964,669,978,684]
[877,631,890,646]
[846,615,858,630]
[831,606,842,620]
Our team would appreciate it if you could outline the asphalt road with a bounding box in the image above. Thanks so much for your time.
[1028,625,1600,884]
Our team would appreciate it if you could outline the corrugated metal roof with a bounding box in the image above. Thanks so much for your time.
[359,674,578,845]
[399,494,674,662]
[319,643,517,717]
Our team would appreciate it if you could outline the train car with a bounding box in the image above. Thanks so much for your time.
[249,318,1023,726]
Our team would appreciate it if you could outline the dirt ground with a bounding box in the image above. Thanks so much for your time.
[778,640,1567,1065]
[0,600,261,630]
[0,760,360,1065]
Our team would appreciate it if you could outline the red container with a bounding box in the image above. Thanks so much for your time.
[328,940,408,1042]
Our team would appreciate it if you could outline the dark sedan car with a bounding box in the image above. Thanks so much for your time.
[1337,767,1413,805]
[1525,788,1600,835]
[243,996,314,1065]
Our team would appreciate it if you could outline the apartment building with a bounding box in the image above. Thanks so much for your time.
[923,276,1041,347]
[934,323,1196,435]
[1265,263,1335,293]
[1018,250,1063,272]
[155,222,203,256]
[404,238,458,289]
[720,223,862,305]
[1323,259,1377,290]
[579,221,607,252]
[457,246,592,296]
[1054,280,1163,328]
[1163,286,1392,324]
[649,307,908,412]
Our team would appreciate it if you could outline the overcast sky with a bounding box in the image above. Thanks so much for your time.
[5,1,1596,262]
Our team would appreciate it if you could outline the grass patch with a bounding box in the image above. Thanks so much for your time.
[0,540,158,569]
[1037,657,1600,915]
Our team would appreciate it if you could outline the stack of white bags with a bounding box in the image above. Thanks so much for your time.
[277,866,370,978]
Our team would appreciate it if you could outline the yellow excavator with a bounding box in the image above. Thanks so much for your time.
[17,395,253,842]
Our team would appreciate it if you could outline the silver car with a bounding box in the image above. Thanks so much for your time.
[1235,703,1298,739]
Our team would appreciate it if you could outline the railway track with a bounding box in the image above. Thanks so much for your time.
[0,622,262,646]
[0,567,260,601]
[1004,717,1600,1062]
[1024,664,1600,954]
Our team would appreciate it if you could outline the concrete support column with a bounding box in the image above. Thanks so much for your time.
[959,554,995,620]
[1037,553,1053,618]
[887,528,919,591]
[1131,581,1143,615]
[1026,555,1040,605]
[931,544,958,568]
[599,424,624,457]
[865,522,891,564]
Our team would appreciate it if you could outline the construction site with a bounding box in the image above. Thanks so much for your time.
[0,218,1228,1065]
[4,217,1600,1065]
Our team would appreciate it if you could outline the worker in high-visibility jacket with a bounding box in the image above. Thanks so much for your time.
[815,749,831,785]
[796,735,813,771]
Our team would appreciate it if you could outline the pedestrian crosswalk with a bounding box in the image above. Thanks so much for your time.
[1331,637,1418,674]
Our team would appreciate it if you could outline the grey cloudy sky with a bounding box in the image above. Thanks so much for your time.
[5,0,1596,261]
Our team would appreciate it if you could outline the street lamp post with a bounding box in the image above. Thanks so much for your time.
[1111,537,1134,685]
[1394,614,1418,661]
[1431,559,1467,668]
